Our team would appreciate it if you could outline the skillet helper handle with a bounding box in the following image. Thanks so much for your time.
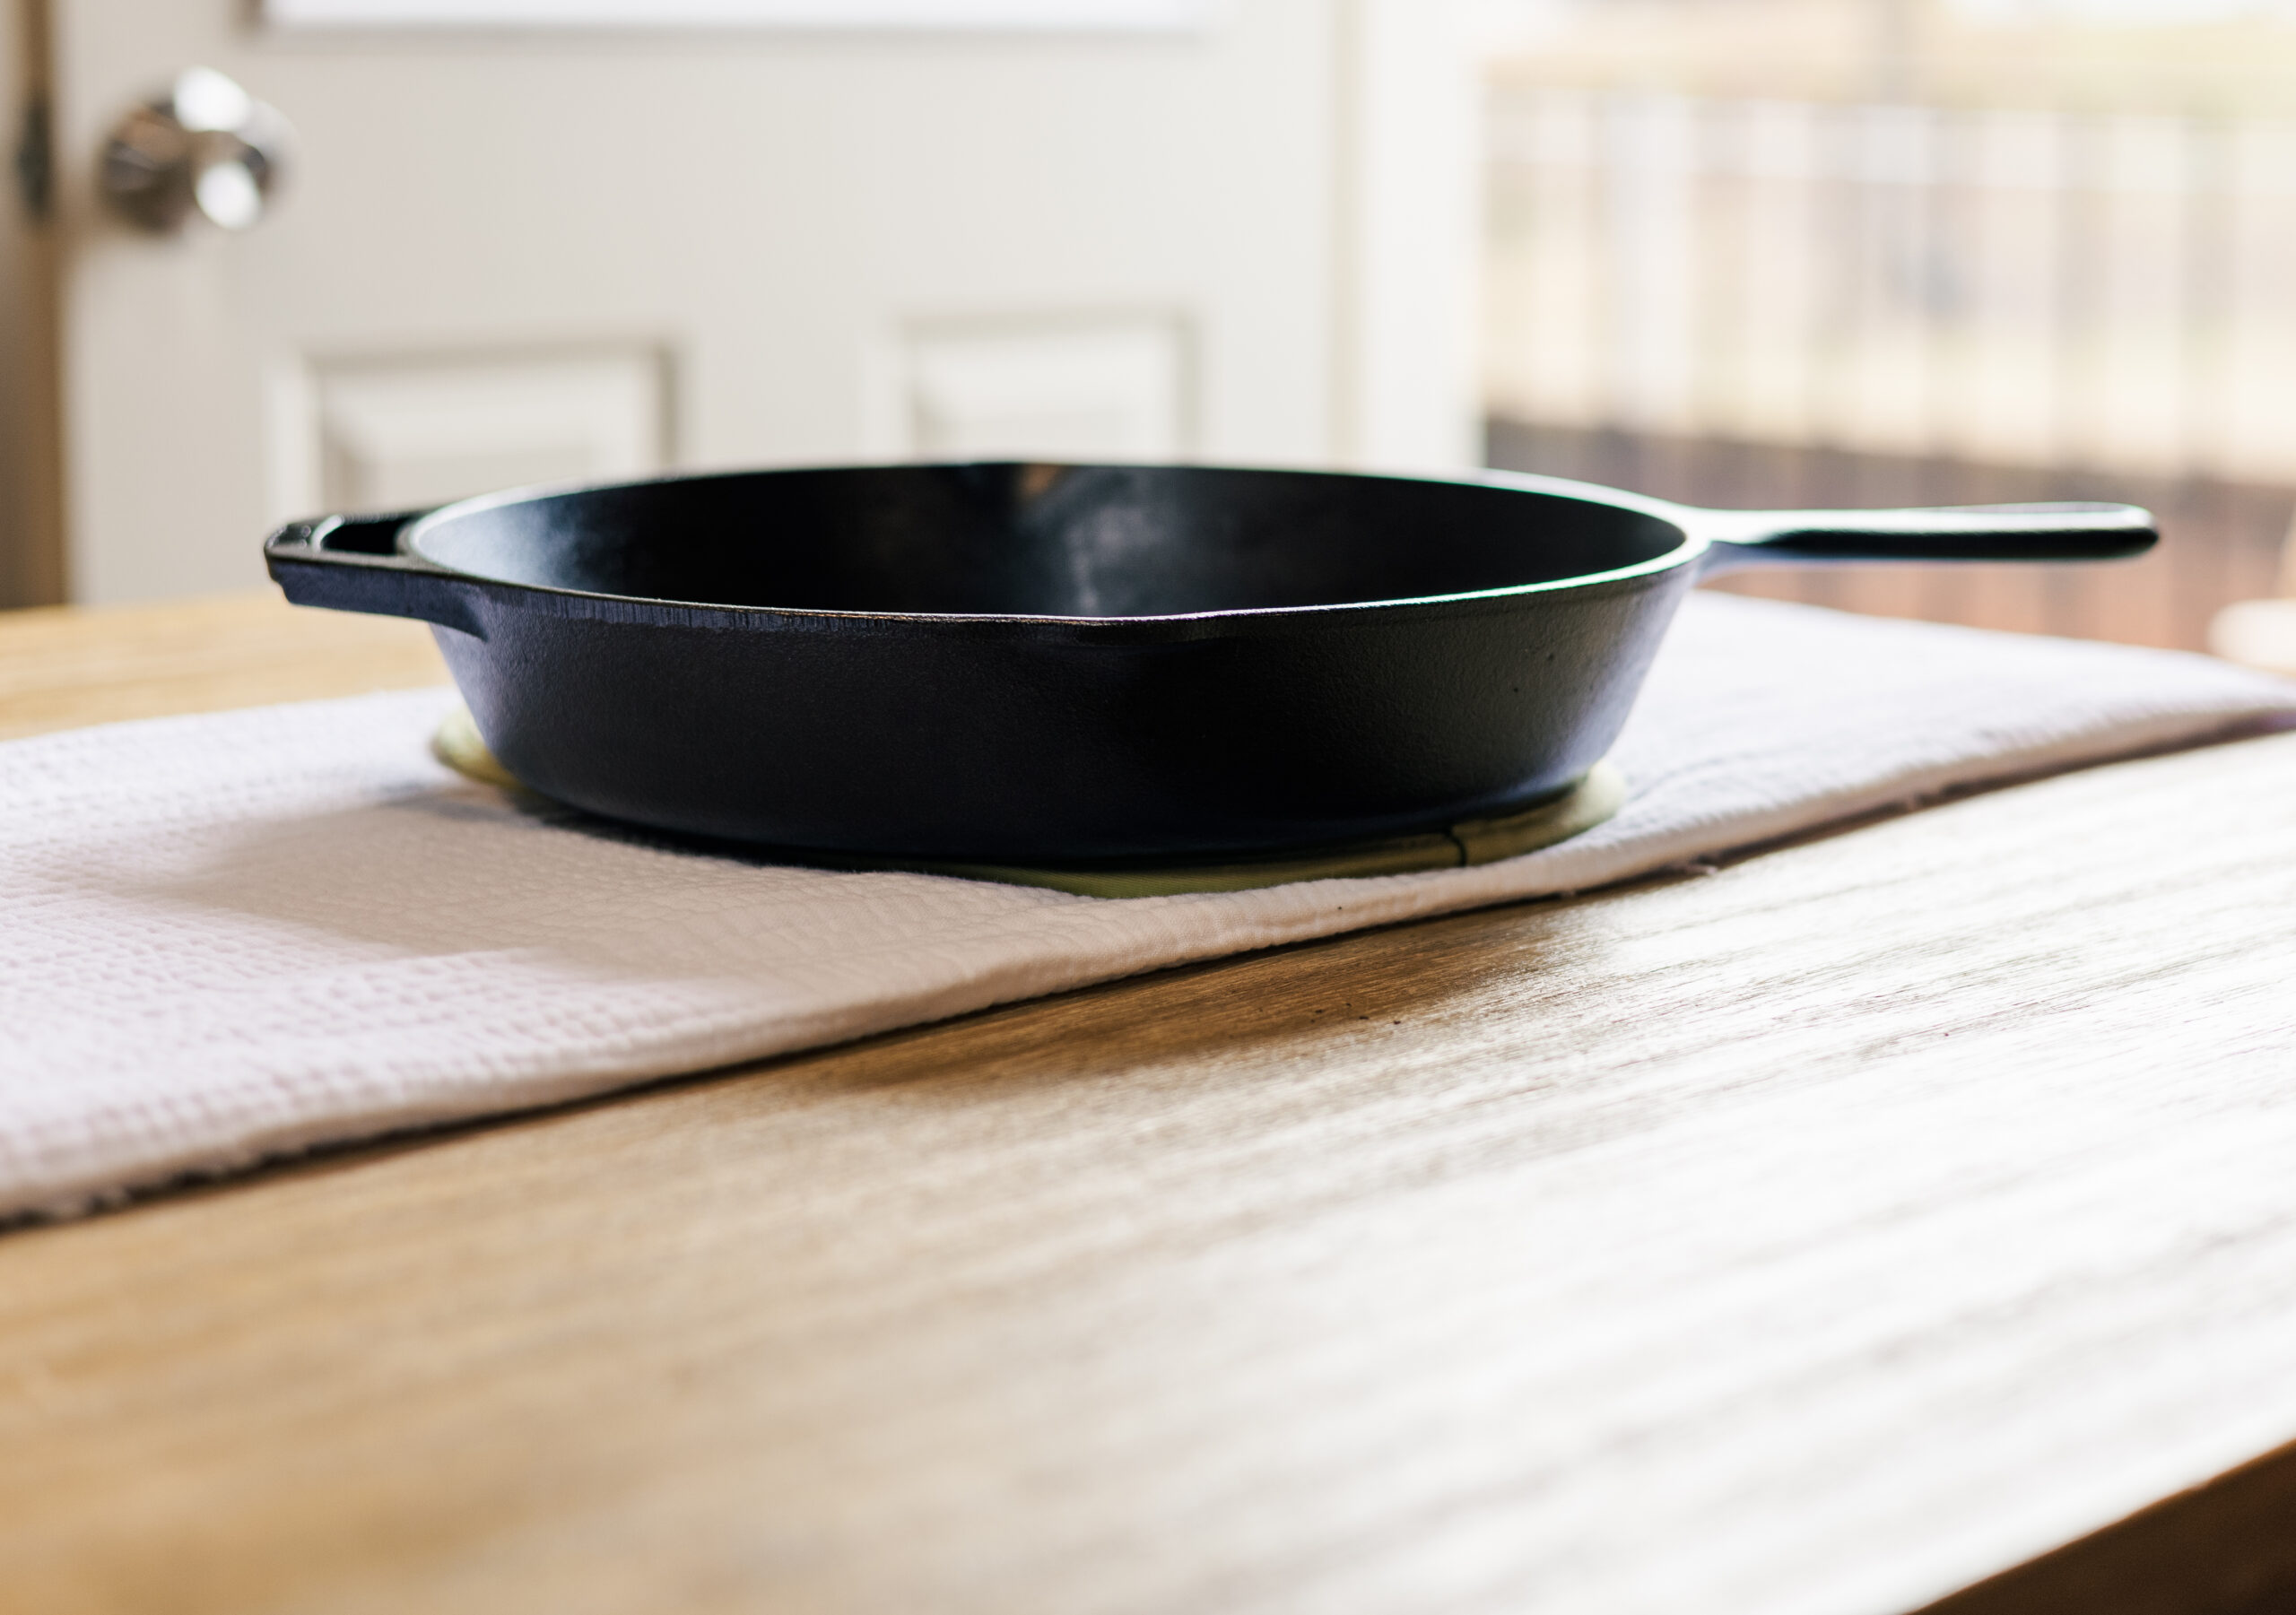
[264,510,485,637]
[1700,501,2157,574]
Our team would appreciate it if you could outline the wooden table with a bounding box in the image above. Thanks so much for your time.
[4,595,2294,1615]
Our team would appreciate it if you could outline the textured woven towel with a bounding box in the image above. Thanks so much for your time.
[6,594,2293,1219]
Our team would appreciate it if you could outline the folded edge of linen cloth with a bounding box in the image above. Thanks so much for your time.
[4,593,2293,1220]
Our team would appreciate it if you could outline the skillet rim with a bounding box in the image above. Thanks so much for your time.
[392,460,1707,629]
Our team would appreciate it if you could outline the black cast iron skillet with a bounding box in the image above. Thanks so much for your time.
[265,463,2154,865]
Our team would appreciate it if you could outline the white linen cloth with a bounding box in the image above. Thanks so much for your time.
[5,594,2293,1219]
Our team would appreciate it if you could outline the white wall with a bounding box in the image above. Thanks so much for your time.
[1338,0,1482,473]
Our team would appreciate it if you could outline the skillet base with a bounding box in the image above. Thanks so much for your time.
[431,706,1626,899]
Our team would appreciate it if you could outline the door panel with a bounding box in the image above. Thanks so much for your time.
[281,346,666,514]
[899,314,1187,461]
[44,0,1477,604]
[49,0,1344,602]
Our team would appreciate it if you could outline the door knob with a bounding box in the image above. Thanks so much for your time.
[100,67,291,233]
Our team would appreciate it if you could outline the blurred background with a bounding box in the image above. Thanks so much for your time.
[2,0,2292,657]
[1483,0,2296,651]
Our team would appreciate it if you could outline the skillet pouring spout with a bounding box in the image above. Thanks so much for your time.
[264,464,2158,864]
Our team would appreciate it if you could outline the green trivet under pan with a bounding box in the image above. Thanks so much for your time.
[434,706,1625,899]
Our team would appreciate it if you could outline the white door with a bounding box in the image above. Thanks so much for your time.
[23,0,1479,604]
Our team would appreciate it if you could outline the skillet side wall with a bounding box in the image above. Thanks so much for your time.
[430,565,1694,864]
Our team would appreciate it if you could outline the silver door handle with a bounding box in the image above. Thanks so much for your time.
[100,67,291,233]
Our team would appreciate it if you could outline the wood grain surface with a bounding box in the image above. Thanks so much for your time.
[0,593,445,740]
[2,597,2294,1615]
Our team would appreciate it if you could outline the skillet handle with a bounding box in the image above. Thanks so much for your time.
[264,511,485,637]
[1699,501,2157,574]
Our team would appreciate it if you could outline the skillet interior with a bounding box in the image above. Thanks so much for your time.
[407,464,1686,618]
